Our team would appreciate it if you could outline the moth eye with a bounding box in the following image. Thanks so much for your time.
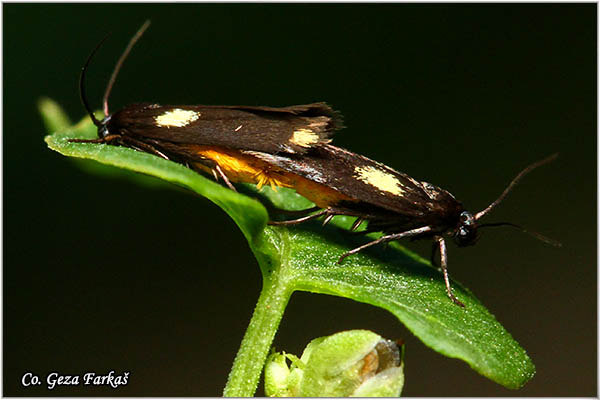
[459,211,474,225]
[98,124,109,139]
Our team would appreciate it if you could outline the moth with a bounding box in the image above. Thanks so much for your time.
[255,145,559,307]
[72,21,342,191]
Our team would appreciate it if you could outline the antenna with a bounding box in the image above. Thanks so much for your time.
[478,221,562,247]
[102,20,151,116]
[474,153,558,221]
[79,33,110,127]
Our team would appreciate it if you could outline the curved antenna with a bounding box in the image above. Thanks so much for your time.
[79,33,111,127]
[102,20,151,116]
[479,221,562,247]
[474,153,558,221]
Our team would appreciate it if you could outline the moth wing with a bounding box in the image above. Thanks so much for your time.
[110,103,342,154]
[214,102,341,120]
[245,145,441,217]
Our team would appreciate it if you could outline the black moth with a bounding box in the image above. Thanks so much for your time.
[72,21,342,190]
[259,145,559,307]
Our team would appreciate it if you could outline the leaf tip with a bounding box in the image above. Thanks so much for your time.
[38,97,72,133]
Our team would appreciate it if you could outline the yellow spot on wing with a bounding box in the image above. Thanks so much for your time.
[155,109,200,127]
[290,128,319,148]
[354,165,404,196]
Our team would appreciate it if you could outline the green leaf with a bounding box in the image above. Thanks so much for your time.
[38,97,72,132]
[41,100,535,396]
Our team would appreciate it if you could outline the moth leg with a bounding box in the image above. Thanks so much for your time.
[117,136,171,160]
[266,205,321,218]
[213,164,237,192]
[345,225,382,236]
[337,226,432,264]
[268,208,331,225]
[267,205,361,227]
[268,207,365,226]
[187,157,237,192]
[69,138,106,144]
[69,134,122,144]
[435,235,465,307]
[350,217,365,231]
[129,141,169,160]
[70,134,171,160]
[322,214,335,226]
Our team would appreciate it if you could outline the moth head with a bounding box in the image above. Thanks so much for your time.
[453,211,478,247]
[97,115,112,139]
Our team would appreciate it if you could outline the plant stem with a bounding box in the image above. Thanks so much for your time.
[223,266,293,397]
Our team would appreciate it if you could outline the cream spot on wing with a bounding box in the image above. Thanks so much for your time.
[154,109,200,127]
[290,128,319,148]
[354,165,404,195]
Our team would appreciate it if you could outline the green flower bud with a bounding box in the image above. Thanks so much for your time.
[264,330,404,397]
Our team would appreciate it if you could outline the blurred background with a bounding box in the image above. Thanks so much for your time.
[4,4,596,396]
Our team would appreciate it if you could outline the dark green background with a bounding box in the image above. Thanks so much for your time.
[4,4,596,396]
